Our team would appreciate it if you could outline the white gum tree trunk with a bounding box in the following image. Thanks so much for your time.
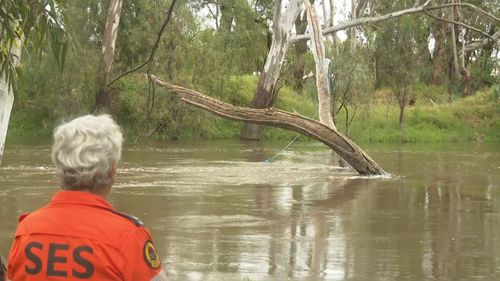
[304,1,336,130]
[240,0,301,140]
[96,0,123,110]
[0,40,21,165]
[304,0,349,167]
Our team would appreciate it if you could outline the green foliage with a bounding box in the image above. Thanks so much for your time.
[330,43,375,133]
[0,0,69,92]
[6,0,499,146]
[112,73,317,141]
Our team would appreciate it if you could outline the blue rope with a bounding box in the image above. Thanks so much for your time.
[316,58,334,95]
[262,111,319,163]
[262,134,302,163]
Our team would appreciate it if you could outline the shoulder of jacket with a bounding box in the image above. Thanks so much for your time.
[108,209,145,227]
[18,212,31,223]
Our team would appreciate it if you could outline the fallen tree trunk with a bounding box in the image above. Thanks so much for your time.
[151,75,386,175]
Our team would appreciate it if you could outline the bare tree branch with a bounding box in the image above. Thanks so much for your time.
[108,0,178,87]
[291,0,432,43]
[206,3,219,29]
[425,2,500,23]
[423,10,496,40]
[291,1,499,43]
[464,30,500,52]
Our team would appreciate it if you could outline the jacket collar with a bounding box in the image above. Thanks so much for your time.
[49,190,113,210]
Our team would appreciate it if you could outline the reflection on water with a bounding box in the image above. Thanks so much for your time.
[0,140,499,280]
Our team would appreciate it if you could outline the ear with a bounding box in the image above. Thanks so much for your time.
[110,161,117,177]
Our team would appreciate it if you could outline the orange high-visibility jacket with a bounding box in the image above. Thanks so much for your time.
[7,191,166,281]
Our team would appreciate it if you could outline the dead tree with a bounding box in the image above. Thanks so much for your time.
[151,75,386,175]
[148,1,497,175]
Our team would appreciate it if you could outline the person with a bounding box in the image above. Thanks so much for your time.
[6,114,168,281]
[1,252,6,281]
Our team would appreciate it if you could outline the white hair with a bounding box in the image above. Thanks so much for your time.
[51,114,123,191]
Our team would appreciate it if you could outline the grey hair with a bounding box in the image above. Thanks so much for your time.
[51,114,123,192]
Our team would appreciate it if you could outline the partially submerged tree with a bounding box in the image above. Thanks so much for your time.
[147,0,498,175]
[151,75,386,175]
[243,0,499,140]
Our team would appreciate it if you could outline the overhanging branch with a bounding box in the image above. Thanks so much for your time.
[423,10,496,40]
[291,1,432,43]
[465,31,500,52]
[291,1,500,43]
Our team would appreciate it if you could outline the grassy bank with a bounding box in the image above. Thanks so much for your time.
[6,75,499,143]
[338,88,499,143]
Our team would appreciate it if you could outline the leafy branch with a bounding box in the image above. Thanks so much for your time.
[0,0,69,92]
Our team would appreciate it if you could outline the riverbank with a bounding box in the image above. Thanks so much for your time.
[340,88,499,143]
[6,75,499,143]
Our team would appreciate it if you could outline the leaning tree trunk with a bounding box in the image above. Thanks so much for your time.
[240,0,301,140]
[0,40,21,165]
[304,0,347,167]
[151,75,386,175]
[96,0,123,111]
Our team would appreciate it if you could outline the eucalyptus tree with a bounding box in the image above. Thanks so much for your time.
[421,0,499,95]
[240,0,302,140]
[376,15,426,130]
[241,0,499,140]
[95,0,123,110]
[149,0,497,175]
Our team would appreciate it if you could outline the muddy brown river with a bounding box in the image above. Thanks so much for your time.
[1,140,499,280]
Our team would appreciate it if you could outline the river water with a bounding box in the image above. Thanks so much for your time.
[0,140,499,280]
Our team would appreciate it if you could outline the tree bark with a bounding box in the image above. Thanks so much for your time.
[450,1,461,80]
[329,0,340,56]
[96,0,123,110]
[304,0,348,167]
[398,103,405,130]
[240,0,301,140]
[152,75,386,175]
[464,31,499,52]
[0,40,21,165]
[219,0,235,32]
[430,1,449,85]
[304,1,336,130]
[292,11,308,94]
[350,0,357,50]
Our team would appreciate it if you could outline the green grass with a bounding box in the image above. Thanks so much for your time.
[7,75,499,143]
[339,88,499,143]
